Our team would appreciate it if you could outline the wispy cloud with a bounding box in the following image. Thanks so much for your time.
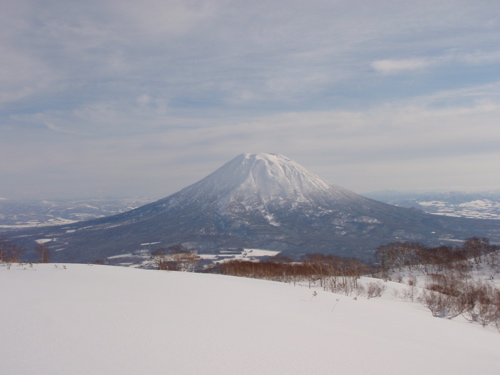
[460,50,500,65]
[1,0,500,198]
[371,48,500,76]
[371,58,435,75]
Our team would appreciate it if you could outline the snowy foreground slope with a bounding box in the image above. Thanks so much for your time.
[1,264,499,375]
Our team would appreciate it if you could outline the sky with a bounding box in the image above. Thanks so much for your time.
[1,0,500,200]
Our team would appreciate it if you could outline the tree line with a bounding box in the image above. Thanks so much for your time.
[374,236,499,277]
[374,237,500,330]
[205,253,385,297]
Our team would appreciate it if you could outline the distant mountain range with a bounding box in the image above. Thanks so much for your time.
[3,189,499,230]
[363,190,500,220]
[4,153,500,266]
[0,197,152,228]
[2,189,499,229]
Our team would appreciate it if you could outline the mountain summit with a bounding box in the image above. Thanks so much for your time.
[169,153,361,212]
[9,153,500,265]
[182,153,334,203]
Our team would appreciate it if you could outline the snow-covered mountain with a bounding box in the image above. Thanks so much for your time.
[364,190,500,220]
[175,153,347,205]
[162,153,367,218]
[7,153,500,265]
[0,197,152,228]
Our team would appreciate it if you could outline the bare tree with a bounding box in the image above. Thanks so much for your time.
[0,236,23,263]
[35,243,51,263]
[153,246,200,272]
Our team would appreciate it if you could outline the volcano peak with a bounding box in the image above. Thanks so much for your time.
[175,153,345,207]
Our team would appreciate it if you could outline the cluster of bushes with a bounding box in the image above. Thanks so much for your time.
[212,254,383,297]
[0,236,24,263]
[216,259,316,283]
[375,237,499,277]
[421,274,500,329]
[151,246,200,272]
[206,237,500,328]
[375,237,500,330]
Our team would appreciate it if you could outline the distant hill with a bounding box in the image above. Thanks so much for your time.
[363,190,500,220]
[0,197,153,228]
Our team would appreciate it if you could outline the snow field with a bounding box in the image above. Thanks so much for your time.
[1,263,499,375]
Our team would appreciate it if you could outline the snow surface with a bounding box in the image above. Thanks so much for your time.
[0,217,78,229]
[198,248,281,263]
[418,199,500,219]
[34,238,53,244]
[173,153,350,208]
[1,264,499,375]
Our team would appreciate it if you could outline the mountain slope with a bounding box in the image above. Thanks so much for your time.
[8,153,500,264]
[2,263,499,375]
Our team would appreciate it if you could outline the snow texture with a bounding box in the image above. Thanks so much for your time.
[171,153,358,210]
[1,264,499,375]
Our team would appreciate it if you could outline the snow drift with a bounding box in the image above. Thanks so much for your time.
[1,264,498,375]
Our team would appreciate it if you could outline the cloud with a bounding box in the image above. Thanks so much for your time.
[371,58,436,75]
[4,82,499,198]
[370,48,500,76]
[2,1,500,198]
[460,50,500,65]
[105,0,219,36]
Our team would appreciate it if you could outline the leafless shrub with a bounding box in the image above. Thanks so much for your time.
[461,282,500,329]
[462,237,495,264]
[325,276,356,296]
[35,243,51,263]
[355,283,366,297]
[375,238,499,277]
[399,286,418,302]
[153,247,200,272]
[366,281,386,298]
[407,276,417,287]
[485,251,500,275]
[422,272,469,318]
[419,289,450,317]
[0,236,23,263]
[218,255,373,297]
[419,272,500,329]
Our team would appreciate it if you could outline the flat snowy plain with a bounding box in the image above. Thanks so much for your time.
[1,263,499,375]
